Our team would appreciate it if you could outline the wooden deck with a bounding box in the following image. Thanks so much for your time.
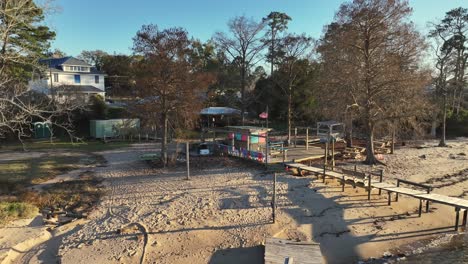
[264,238,322,264]
[270,146,324,164]
[285,162,468,231]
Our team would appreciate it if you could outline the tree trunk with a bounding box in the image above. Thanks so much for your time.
[287,85,292,146]
[391,122,396,154]
[347,111,353,148]
[240,65,246,125]
[430,120,437,138]
[161,112,168,167]
[365,121,377,164]
[439,93,447,147]
[270,28,275,76]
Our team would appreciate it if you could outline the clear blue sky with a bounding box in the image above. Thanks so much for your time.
[46,0,467,56]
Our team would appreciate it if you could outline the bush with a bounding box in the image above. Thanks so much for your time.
[107,106,127,119]
[447,109,468,137]
[175,129,200,139]
[0,202,37,224]
[89,94,108,119]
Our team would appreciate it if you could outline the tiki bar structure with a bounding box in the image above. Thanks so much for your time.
[201,121,346,167]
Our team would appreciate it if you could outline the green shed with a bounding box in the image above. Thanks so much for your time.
[90,119,140,139]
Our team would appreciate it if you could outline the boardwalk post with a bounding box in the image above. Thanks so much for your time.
[272,172,277,223]
[367,175,371,200]
[325,139,328,165]
[186,142,190,180]
[387,192,392,206]
[306,128,309,150]
[455,207,460,231]
[426,189,431,213]
[342,174,345,192]
[331,139,335,169]
[323,165,326,183]
[463,209,467,227]
[418,199,423,217]
[378,170,383,195]
[396,180,400,202]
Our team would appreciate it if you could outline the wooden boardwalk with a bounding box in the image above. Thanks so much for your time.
[285,162,468,231]
[264,238,322,264]
[269,146,325,164]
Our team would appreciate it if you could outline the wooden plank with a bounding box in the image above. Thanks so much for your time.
[416,193,468,209]
[265,238,322,264]
[371,182,396,189]
[376,186,427,197]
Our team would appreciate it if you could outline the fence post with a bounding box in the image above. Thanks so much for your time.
[306,128,309,150]
[396,180,400,202]
[186,142,190,180]
[378,170,383,195]
[367,175,371,200]
[294,127,297,148]
[272,172,277,223]
[265,132,269,170]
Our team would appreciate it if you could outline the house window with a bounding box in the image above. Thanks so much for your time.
[53,73,59,82]
[74,75,81,84]
[95,75,99,84]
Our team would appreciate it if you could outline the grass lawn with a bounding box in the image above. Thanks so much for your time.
[0,154,88,186]
[0,202,37,224]
[0,140,129,191]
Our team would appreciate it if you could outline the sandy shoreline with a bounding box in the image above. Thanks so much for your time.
[1,139,467,264]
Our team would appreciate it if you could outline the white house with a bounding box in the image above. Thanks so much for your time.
[29,56,107,102]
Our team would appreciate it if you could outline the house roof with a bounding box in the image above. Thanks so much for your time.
[53,85,104,93]
[39,57,106,75]
[40,57,91,67]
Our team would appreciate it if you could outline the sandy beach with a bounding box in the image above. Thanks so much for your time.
[1,139,467,264]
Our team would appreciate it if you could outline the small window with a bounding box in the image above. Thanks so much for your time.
[74,75,81,84]
[53,73,59,82]
[95,75,99,84]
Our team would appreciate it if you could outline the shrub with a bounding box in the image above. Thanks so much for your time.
[0,202,37,224]
[447,109,468,137]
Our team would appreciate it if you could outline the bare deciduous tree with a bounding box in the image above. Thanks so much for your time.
[318,0,430,164]
[213,16,266,124]
[133,25,214,166]
[77,50,109,70]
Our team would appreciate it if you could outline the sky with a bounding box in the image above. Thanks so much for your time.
[46,0,467,56]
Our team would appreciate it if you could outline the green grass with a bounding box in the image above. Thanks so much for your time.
[0,155,89,187]
[0,140,127,190]
[0,202,37,224]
